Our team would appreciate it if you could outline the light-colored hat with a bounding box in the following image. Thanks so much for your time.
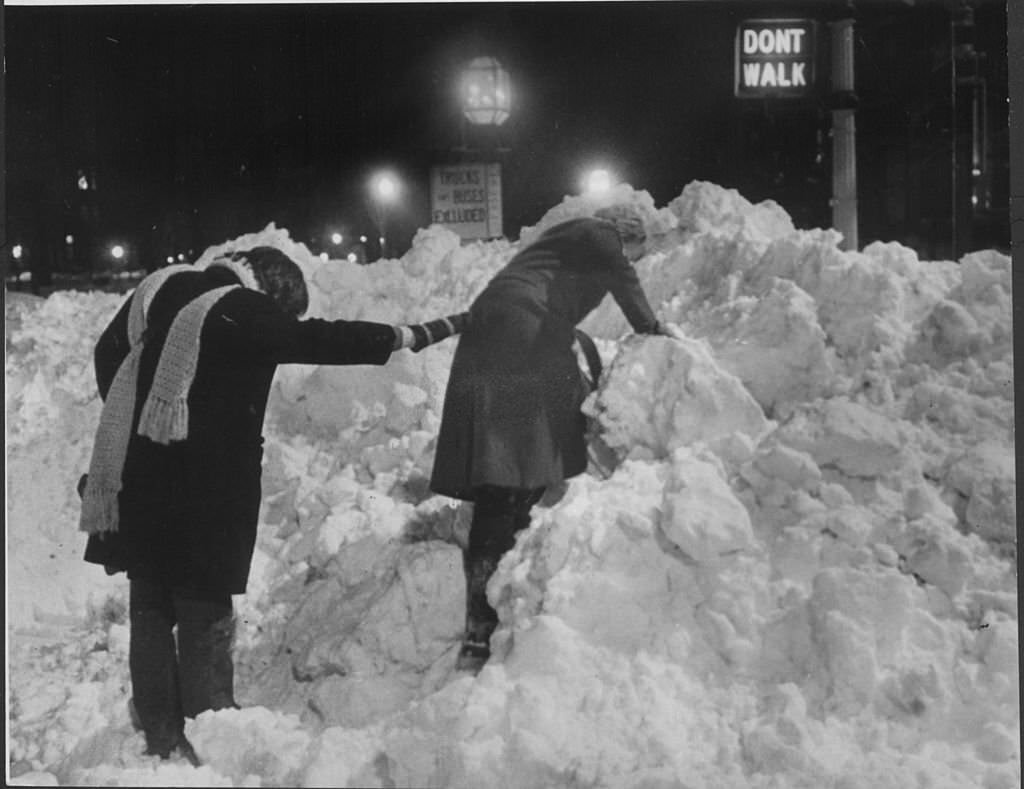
[594,204,647,245]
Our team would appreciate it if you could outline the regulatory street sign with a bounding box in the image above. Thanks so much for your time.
[735,19,816,99]
[430,162,504,240]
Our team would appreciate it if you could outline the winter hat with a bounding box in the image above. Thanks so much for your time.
[593,204,648,246]
[213,247,308,318]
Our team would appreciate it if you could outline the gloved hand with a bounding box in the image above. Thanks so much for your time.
[397,312,469,352]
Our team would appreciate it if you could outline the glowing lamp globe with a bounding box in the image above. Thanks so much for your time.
[583,168,614,195]
[461,57,511,126]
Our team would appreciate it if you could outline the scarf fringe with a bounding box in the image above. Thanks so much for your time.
[137,395,190,444]
[79,479,122,534]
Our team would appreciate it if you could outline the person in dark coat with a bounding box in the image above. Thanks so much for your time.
[429,205,666,672]
[80,246,465,762]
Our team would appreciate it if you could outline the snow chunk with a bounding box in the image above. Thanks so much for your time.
[703,278,833,413]
[590,334,769,462]
[670,180,795,242]
[660,448,757,563]
[187,706,312,786]
[945,441,1016,545]
[776,397,912,477]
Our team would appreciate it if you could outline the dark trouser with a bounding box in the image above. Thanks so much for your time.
[129,578,236,755]
[463,485,545,646]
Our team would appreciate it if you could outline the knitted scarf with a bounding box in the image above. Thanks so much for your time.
[135,285,238,443]
[79,265,192,534]
[80,257,257,534]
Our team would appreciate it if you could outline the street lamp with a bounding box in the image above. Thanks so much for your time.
[461,57,511,126]
[330,232,344,246]
[582,168,616,195]
[368,171,401,258]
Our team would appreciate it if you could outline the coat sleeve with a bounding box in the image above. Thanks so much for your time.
[589,224,660,334]
[208,290,397,366]
[94,295,134,400]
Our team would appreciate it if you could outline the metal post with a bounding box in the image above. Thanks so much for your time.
[951,10,959,258]
[830,18,858,251]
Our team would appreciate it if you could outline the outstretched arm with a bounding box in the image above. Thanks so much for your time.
[208,290,468,366]
[393,313,469,352]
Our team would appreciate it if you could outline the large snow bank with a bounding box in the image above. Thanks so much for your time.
[6,181,1016,788]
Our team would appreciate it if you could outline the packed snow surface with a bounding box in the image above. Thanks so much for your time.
[6,181,1017,788]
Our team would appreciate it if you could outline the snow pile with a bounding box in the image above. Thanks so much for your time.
[6,181,1017,788]
[6,290,126,626]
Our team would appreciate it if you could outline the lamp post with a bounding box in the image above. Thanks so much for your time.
[431,56,511,243]
[459,56,512,151]
[369,171,401,258]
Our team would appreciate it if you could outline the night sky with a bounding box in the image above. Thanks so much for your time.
[5,1,1011,265]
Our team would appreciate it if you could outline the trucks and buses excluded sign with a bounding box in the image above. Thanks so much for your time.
[430,162,504,241]
[735,19,816,99]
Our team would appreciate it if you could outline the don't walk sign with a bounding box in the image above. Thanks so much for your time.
[735,20,816,99]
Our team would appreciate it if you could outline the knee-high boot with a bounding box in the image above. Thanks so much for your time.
[456,486,544,672]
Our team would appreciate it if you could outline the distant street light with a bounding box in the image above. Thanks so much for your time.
[12,244,23,260]
[110,244,126,261]
[369,171,402,258]
[330,232,344,245]
[582,168,615,195]
[65,234,75,245]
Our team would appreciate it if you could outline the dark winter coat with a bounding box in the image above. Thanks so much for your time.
[84,266,397,594]
[429,217,659,500]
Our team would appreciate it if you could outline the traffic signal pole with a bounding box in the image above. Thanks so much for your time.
[830,17,859,251]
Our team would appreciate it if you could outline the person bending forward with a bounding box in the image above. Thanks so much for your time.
[80,246,465,761]
[429,205,666,673]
